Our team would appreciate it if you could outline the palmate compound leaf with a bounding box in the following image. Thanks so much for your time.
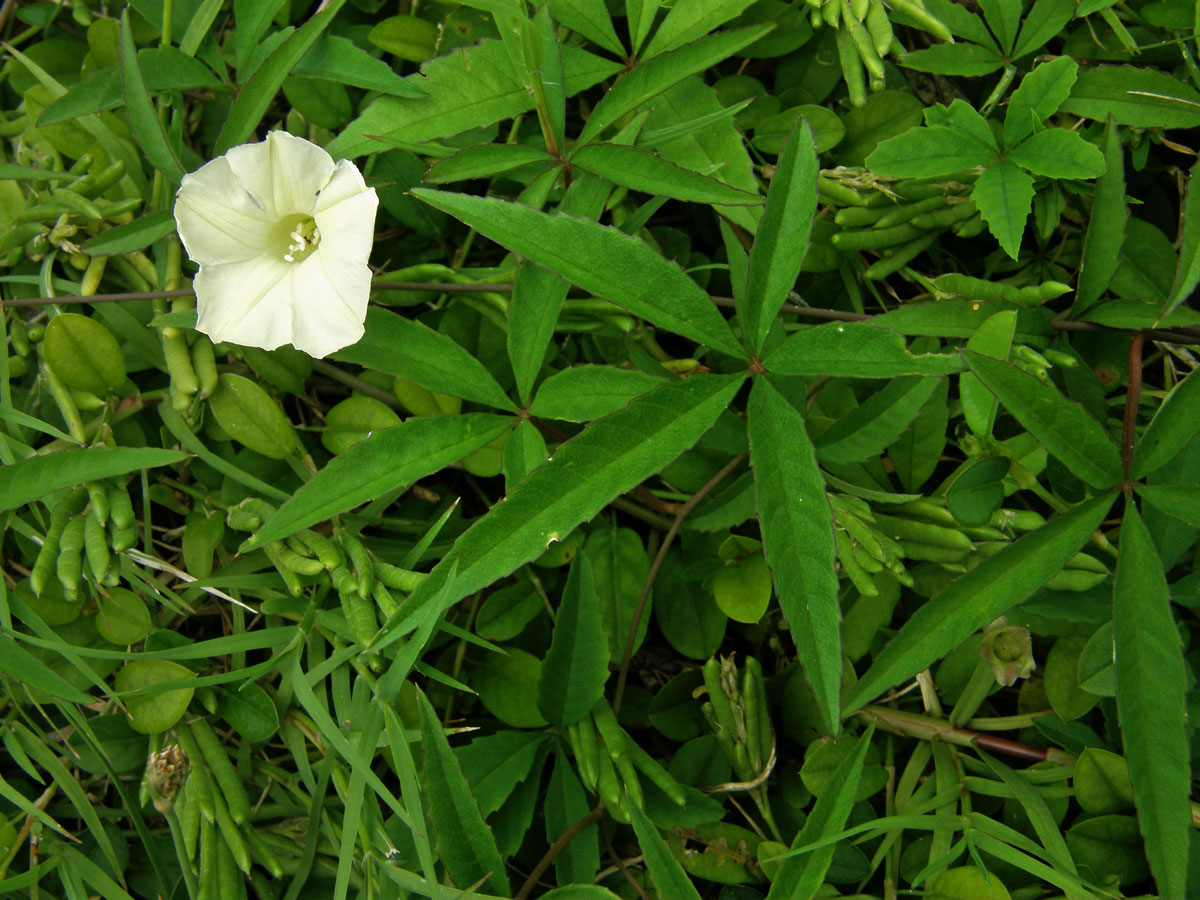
[373,374,745,652]
[748,377,841,732]
[413,189,744,357]
[1114,505,1191,898]
[844,494,1115,714]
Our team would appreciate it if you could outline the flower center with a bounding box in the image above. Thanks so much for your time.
[269,213,321,264]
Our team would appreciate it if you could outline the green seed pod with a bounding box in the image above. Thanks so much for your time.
[124,250,159,287]
[9,317,30,357]
[175,724,216,823]
[899,540,970,563]
[198,816,217,900]
[866,0,893,56]
[846,5,886,81]
[822,0,842,28]
[836,23,867,107]
[817,176,869,207]
[952,213,987,238]
[84,505,111,581]
[591,700,627,759]
[873,195,947,229]
[625,734,687,806]
[702,657,738,739]
[164,329,199,396]
[595,751,629,823]
[569,718,600,791]
[48,188,103,221]
[1044,569,1109,591]
[836,529,880,596]
[336,527,373,597]
[874,513,973,549]
[374,561,426,592]
[831,221,926,251]
[57,514,86,599]
[40,361,86,444]
[212,787,252,874]
[32,487,88,595]
[101,197,144,219]
[614,751,644,810]
[178,778,201,861]
[73,159,126,198]
[189,718,252,825]
[191,336,218,399]
[339,583,377,647]
[241,822,284,879]
[296,529,343,571]
[835,205,893,228]
[851,0,870,19]
[276,546,325,576]
[896,497,957,526]
[884,0,954,42]
[911,201,979,230]
[864,231,940,279]
[372,581,399,618]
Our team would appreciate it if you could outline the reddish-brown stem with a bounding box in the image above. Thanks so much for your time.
[513,804,605,900]
[1122,331,1144,489]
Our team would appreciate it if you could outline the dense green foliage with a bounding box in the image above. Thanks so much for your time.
[2,1,1200,899]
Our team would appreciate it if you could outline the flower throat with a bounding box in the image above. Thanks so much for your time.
[270,213,320,263]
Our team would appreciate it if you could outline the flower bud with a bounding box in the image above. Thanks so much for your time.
[145,744,190,814]
[979,623,1035,687]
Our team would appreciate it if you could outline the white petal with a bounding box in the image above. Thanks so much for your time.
[193,255,297,351]
[314,169,378,266]
[224,131,336,218]
[174,157,273,265]
[289,250,371,357]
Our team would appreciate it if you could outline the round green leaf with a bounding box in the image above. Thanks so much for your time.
[800,733,887,801]
[946,456,1009,527]
[754,105,843,155]
[838,91,925,168]
[208,373,298,459]
[43,313,125,395]
[95,587,153,645]
[14,577,80,626]
[1074,747,1135,814]
[927,866,1011,899]
[712,553,772,624]
[114,660,195,734]
[368,15,438,62]
[475,581,543,642]
[218,683,279,742]
[1044,634,1099,721]
[1065,815,1149,886]
[648,669,706,742]
[321,395,402,455]
[473,647,547,729]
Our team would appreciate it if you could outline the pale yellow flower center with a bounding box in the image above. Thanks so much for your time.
[269,213,321,264]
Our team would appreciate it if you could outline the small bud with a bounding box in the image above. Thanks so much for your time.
[979,623,1035,687]
[145,744,190,814]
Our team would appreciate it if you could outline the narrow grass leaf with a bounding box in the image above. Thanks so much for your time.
[418,689,510,897]
[335,309,517,411]
[414,189,743,356]
[767,726,874,898]
[764,322,964,377]
[845,494,1115,713]
[629,802,703,900]
[1115,505,1191,898]
[80,209,176,256]
[977,750,1077,875]
[744,119,819,356]
[538,553,611,726]
[748,377,841,732]
[119,12,184,182]
[375,374,745,649]
[0,635,93,704]
[964,351,1122,489]
[0,447,186,512]
[244,414,514,549]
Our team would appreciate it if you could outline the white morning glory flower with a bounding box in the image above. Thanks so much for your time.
[173,130,379,358]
